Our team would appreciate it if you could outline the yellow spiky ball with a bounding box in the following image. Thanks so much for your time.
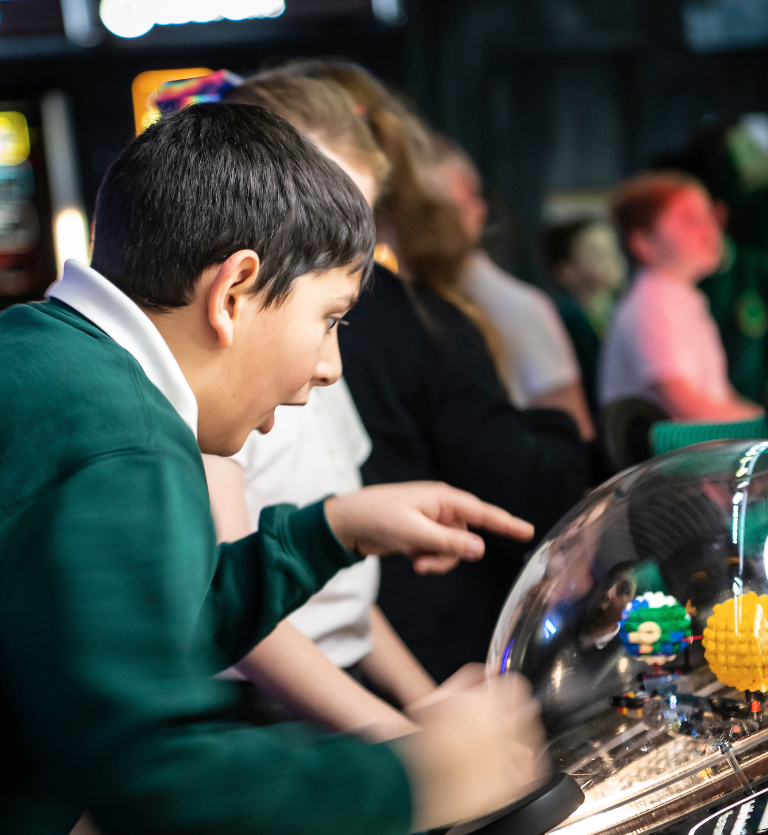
[702,591,768,691]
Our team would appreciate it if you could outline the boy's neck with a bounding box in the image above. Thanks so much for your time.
[140,302,228,453]
[646,263,702,287]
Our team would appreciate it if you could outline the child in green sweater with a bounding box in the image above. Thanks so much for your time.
[0,102,544,834]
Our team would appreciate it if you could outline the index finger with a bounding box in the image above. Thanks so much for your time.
[413,554,462,574]
[440,489,535,542]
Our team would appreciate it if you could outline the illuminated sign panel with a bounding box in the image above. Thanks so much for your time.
[0,112,30,167]
[132,69,212,133]
[101,0,284,38]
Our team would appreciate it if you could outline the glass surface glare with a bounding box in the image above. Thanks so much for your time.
[488,440,768,835]
[99,0,284,39]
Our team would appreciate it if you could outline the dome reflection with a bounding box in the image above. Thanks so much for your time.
[488,440,768,835]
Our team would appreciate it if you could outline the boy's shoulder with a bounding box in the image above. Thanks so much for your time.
[615,273,665,317]
[0,301,196,506]
[465,252,549,313]
[1,299,153,411]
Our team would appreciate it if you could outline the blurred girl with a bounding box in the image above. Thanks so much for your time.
[600,170,763,420]
[430,134,594,438]
[155,72,484,736]
[250,61,589,681]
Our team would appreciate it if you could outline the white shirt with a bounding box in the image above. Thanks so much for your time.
[46,260,198,436]
[599,269,732,410]
[232,380,379,669]
[461,251,581,407]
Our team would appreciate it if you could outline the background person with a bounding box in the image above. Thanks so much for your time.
[1,101,545,835]
[186,73,484,736]
[651,142,768,404]
[653,116,768,254]
[430,134,595,440]
[539,219,627,417]
[254,59,590,682]
[599,170,764,421]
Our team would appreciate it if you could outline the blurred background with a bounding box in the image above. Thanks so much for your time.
[2,0,768,306]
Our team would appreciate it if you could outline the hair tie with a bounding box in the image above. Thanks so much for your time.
[353,104,367,116]
[154,70,244,114]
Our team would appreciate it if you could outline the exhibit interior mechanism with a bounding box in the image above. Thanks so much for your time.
[488,440,768,835]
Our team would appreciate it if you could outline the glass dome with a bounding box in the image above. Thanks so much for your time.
[488,440,768,835]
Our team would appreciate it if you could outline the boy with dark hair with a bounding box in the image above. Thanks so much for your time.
[651,144,768,404]
[0,103,543,834]
[90,102,374,313]
[600,170,763,421]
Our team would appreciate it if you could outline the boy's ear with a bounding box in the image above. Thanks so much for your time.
[713,199,729,230]
[207,250,260,349]
[627,229,653,266]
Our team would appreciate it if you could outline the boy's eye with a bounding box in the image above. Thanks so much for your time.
[327,317,349,331]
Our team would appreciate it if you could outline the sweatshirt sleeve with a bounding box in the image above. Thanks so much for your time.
[210,501,360,665]
[1,449,411,835]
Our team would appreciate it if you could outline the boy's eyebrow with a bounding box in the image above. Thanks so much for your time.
[331,293,359,309]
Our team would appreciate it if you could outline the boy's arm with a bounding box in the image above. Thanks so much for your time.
[236,620,418,741]
[203,456,489,736]
[359,605,437,707]
[529,381,595,441]
[633,302,764,421]
[210,500,358,665]
[210,477,536,660]
[650,377,764,421]
[4,451,411,835]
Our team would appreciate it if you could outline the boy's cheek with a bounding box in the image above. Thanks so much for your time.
[282,382,312,406]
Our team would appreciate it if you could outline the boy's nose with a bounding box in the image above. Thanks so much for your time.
[312,336,343,388]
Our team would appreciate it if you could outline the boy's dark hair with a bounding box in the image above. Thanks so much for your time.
[610,170,702,242]
[539,219,595,273]
[90,102,375,311]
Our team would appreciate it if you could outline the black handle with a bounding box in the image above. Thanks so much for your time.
[446,773,585,835]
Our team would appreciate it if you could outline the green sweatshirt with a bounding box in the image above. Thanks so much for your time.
[0,300,412,834]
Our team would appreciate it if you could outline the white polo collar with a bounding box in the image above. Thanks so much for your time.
[47,260,199,438]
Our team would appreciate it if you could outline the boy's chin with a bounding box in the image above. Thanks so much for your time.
[257,412,276,434]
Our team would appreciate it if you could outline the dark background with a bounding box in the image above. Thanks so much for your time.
[3,0,768,283]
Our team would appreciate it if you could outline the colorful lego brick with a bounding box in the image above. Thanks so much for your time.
[620,592,692,663]
[703,591,768,691]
